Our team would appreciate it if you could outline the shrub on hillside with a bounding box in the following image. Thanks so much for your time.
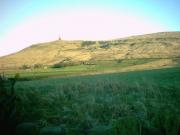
[81,41,96,47]
[129,42,136,46]
[52,63,63,68]
[116,59,123,63]
[20,64,30,70]
[98,41,108,44]
[52,62,74,68]
[100,44,110,49]
[34,64,43,69]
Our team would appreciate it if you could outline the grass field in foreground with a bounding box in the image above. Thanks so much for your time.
[14,67,180,135]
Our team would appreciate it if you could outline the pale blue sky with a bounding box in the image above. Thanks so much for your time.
[0,0,180,56]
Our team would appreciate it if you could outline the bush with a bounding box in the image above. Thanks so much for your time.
[0,74,18,135]
[52,62,74,68]
[100,44,110,49]
[52,63,63,68]
[81,41,96,47]
[34,64,43,69]
[20,64,30,70]
[116,59,123,63]
[129,42,136,46]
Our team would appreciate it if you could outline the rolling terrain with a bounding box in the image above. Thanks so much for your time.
[0,32,180,71]
[0,32,180,135]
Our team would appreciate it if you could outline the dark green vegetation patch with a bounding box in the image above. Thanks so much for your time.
[11,67,180,135]
[81,41,96,46]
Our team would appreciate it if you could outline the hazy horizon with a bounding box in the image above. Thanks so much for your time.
[1,0,180,56]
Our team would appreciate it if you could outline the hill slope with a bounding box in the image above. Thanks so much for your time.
[0,32,180,69]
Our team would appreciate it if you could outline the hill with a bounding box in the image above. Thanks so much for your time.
[0,32,180,70]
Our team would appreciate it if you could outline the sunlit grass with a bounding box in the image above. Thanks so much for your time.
[3,58,175,80]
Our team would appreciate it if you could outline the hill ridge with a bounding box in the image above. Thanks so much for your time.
[0,32,180,69]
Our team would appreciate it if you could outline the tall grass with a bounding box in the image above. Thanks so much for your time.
[14,68,180,135]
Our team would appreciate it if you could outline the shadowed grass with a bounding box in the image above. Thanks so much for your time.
[14,67,180,135]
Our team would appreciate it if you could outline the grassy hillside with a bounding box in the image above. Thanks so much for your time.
[0,32,180,70]
[0,31,180,135]
[13,67,180,135]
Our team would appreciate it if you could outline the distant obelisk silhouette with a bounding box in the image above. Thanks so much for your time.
[59,35,61,40]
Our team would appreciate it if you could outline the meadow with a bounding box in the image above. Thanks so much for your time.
[3,58,177,80]
[13,67,180,135]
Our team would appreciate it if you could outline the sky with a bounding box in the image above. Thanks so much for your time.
[0,0,180,56]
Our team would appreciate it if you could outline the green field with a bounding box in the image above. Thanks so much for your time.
[2,58,177,80]
[11,67,180,135]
